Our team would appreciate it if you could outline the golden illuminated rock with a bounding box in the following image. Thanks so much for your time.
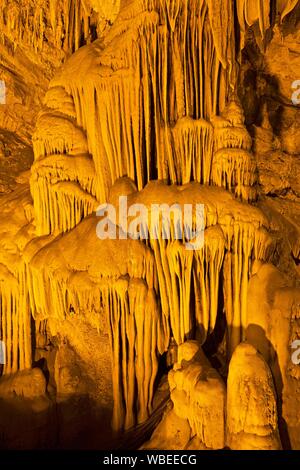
[0,0,299,451]
[145,341,226,450]
[227,343,282,450]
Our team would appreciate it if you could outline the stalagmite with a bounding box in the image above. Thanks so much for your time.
[246,262,300,449]
[145,341,226,450]
[227,343,282,450]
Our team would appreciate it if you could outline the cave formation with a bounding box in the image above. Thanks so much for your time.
[0,0,300,451]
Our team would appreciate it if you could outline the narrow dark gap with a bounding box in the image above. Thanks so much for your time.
[30,314,36,367]
[233,0,241,57]
[202,271,227,378]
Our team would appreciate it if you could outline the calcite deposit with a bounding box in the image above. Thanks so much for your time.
[0,0,299,451]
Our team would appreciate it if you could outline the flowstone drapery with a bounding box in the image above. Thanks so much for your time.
[0,0,299,447]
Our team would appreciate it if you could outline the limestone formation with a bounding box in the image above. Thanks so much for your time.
[145,341,226,450]
[0,0,299,451]
[227,343,282,450]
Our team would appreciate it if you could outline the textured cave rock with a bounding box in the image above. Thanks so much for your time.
[0,0,117,193]
[0,0,299,451]
[144,341,226,450]
[246,262,300,449]
[227,343,281,450]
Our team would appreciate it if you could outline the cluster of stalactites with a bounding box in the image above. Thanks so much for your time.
[32,95,256,239]
[106,278,167,430]
[236,0,300,48]
[30,154,98,235]
[1,175,274,430]
[153,223,272,352]
[0,0,98,54]
[108,180,273,353]
[169,118,214,185]
[211,99,258,202]
[169,99,257,200]
[30,0,260,237]
[29,157,272,354]
[25,228,168,431]
[0,263,32,375]
[49,0,99,52]
[223,224,273,357]
[52,0,236,204]
[31,86,99,235]
[29,0,294,225]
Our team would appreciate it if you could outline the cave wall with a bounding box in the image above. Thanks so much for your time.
[0,0,299,450]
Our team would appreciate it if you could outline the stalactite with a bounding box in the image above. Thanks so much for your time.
[235,0,299,50]
[0,0,96,55]
[279,0,300,21]
[212,99,257,201]
[103,277,163,430]
[31,155,98,235]
[166,242,194,345]
[32,112,89,161]
[236,0,270,47]
[122,181,271,349]
[36,0,234,207]
[23,217,167,430]
[212,148,257,200]
[171,118,214,184]
[0,263,31,375]
[162,227,225,345]
[193,226,225,340]
[206,0,235,70]
[32,16,258,238]
[222,221,274,357]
